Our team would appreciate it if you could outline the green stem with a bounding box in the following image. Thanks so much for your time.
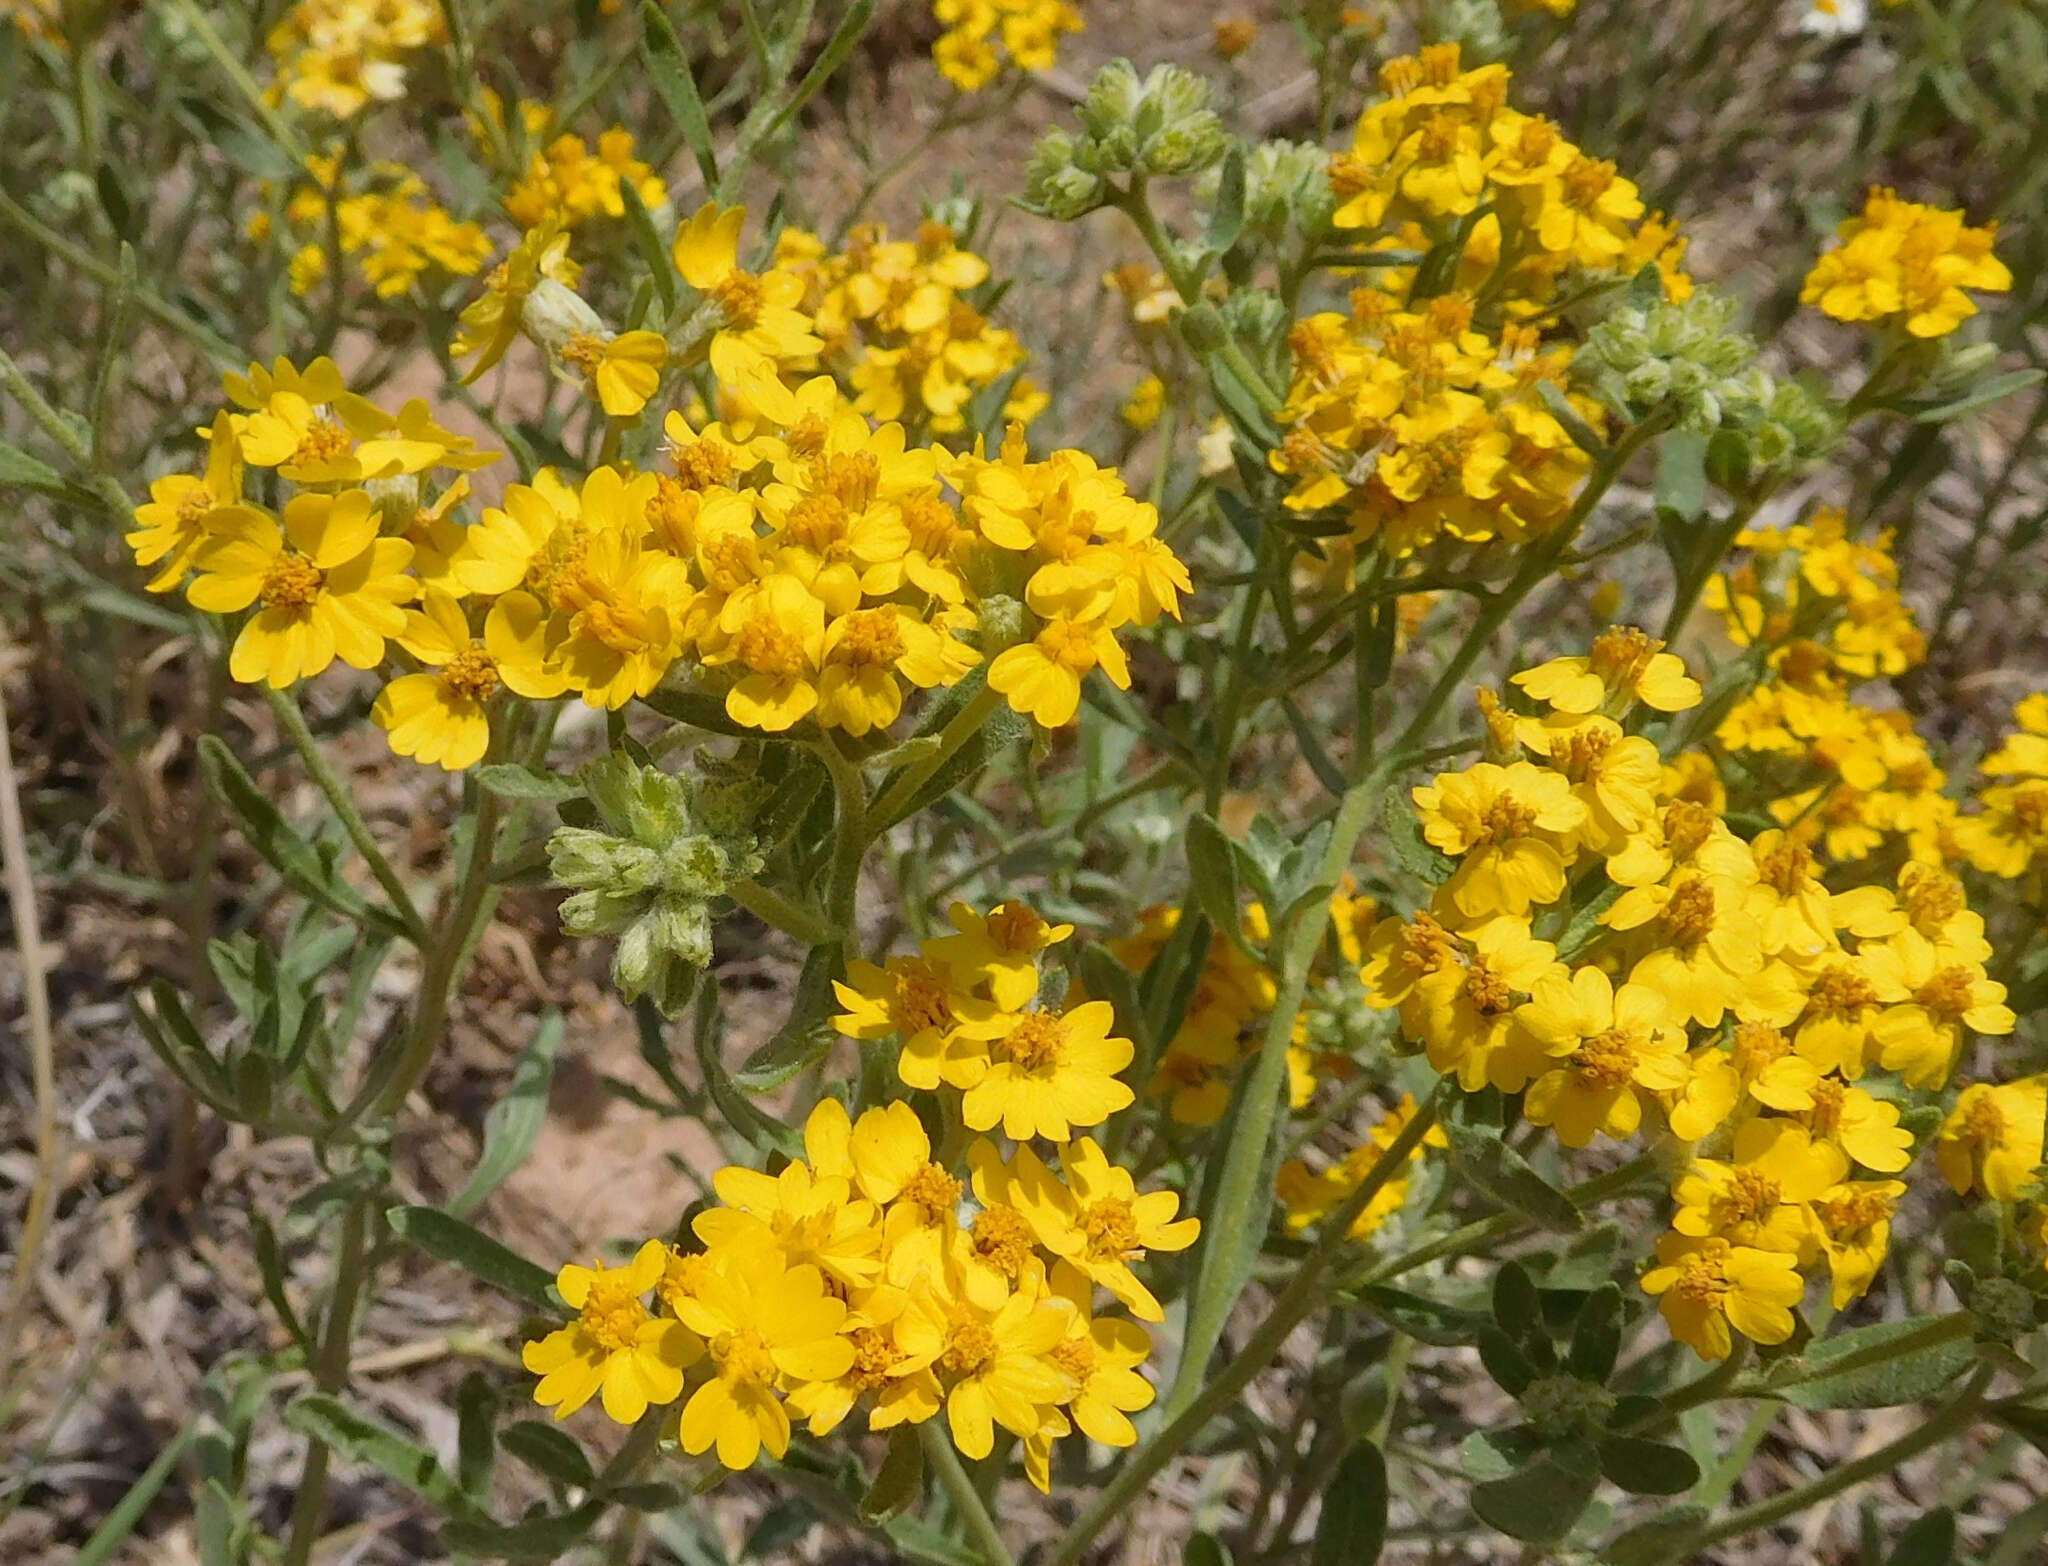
[919,1422,1016,1566]
[1049,1093,1443,1566]
[264,687,430,947]
[817,737,870,936]
[1689,1366,1993,1551]
[869,685,1002,831]
[728,878,839,947]
[1164,765,1394,1417]
[371,786,503,1119]
[279,1200,370,1566]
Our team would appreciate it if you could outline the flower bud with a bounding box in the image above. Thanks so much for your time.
[520,277,605,357]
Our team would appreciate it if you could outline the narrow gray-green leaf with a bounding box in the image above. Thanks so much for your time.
[450,1012,565,1217]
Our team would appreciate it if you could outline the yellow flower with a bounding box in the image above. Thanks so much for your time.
[668,1246,855,1469]
[1673,1118,1846,1257]
[1512,626,1700,715]
[1936,1077,2048,1203]
[696,1152,882,1293]
[974,1138,1198,1322]
[1641,1234,1804,1360]
[1864,930,2015,1090]
[673,203,823,384]
[1410,914,1561,1093]
[1045,1271,1154,1448]
[1121,373,1166,430]
[372,589,499,770]
[1814,1179,1905,1308]
[1605,872,1764,1029]
[127,418,244,592]
[523,1239,702,1423]
[557,328,668,417]
[187,490,416,688]
[707,574,827,731]
[1794,1077,1914,1174]
[1276,1093,1444,1239]
[833,954,1010,1090]
[1412,760,1586,918]
[987,608,1131,729]
[892,1273,1075,1460]
[914,900,1068,1012]
[1516,968,1690,1147]
[961,1001,1135,1142]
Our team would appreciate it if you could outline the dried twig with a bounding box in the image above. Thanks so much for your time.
[0,672,62,1400]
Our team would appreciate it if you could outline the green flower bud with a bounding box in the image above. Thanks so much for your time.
[1078,60,1145,144]
[1176,301,1230,355]
[1425,0,1509,62]
[1519,1375,1615,1440]
[1022,129,1109,220]
[976,594,1027,652]
[548,752,763,1015]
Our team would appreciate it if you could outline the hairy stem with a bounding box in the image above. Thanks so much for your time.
[920,1422,1017,1566]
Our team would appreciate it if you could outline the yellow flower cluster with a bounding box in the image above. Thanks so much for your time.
[132,198,1185,765]
[1274,46,1690,558]
[527,901,1196,1483]
[253,155,492,300]
[932,0,1083,93]
[124,357,496,728]
[1709,511,1952,864]
[1960,694,2048,886]
[265,0,442,120]
[774,219,1043,436]
[1801,186,2012,339]
[1353,627,2016,1358]
[502,108,668,232]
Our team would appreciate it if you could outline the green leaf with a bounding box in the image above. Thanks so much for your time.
[474,764,581,803]
[858,1426,923,1524]
[450,1012,565,1218]
[1568,1283,1624,1381]
[1991,1400,2048,1458]
[0,439,65,492]
[741,1497,818,1560]
[283,1393,484,1520]
[1444,1122,1584,1232]
[760,0,878,143]
[131,982,235,1113]
[1491,1261,1541,1342]
[1539,380,1609,457]
[500,1420,597,1489]
[386,1206,556,1307]
[1353,1285,1487,1348]
[1461,1426,1542,1482]
[688,981,805,1157]
[1597,1437,1699,1496]
[1909,368,2045,423]
[1653,429,1708,521]
[1470,1441,1600,1544]
[642,0,719,189]
[1777,1317,1977,1410]
[455,1374,497,1501]
[1185,1533,1234,1566]
[1205,144,1246,256]
[198,737,407,937]
[1384,786,1453,886]
[621,178,678,316]
[1186,812,1254,956]
[252,1216,311,1354]
[440,1500,606,1559]
[640,685,799,739]
[1599,1504,1708,1566]
[1885,1507,1956,1566]
[1310,1442,1387,1566]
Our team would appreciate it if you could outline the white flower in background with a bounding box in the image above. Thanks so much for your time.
[1799,0,1868,37]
